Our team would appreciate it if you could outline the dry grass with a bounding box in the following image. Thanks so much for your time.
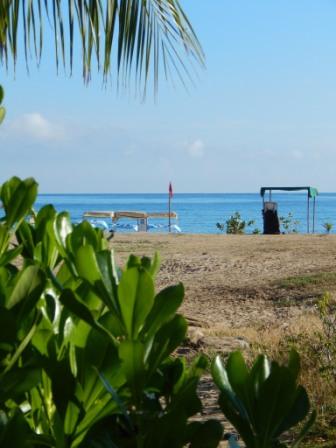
[276,272,336,289]
[110,233,336,445]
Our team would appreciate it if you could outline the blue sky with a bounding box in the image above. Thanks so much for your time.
[1,0,336,193]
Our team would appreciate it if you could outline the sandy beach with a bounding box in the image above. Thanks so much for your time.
[112,233,336,443]
[112,233,336,341]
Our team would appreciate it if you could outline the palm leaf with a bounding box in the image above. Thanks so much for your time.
[0,0,204,94]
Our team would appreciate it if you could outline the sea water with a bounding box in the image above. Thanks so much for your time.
[34,192,336,234]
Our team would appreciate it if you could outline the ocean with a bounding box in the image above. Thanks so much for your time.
[34,192,336,234]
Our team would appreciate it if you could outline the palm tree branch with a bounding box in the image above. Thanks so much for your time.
[0,0,204,94]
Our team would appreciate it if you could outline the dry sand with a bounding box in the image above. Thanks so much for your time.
[112,233,336,443]
[112,233,336,339]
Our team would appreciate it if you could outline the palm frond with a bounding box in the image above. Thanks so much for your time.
[0,0,204,95]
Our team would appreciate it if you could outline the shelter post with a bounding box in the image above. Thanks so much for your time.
[313,197,316,233]
[307,193,310,233]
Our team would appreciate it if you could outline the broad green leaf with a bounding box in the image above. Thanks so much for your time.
[7,265,45,310]
[0,410,52,448]
[0,244,22,266]
[288,349,301,379]
[255,366,297,440]
[141,283,184,340]
[16,221,35,258]
[59,289,96,328]
[118,267,155,338]
[147,315,187,375]
[1,177,38,229]
[54,211,72,257]
[119,340,145,402]
[211,356,235,396]
[117,267,138,337]
[226,351,249,392]
[148,252,161,278]
[0,367,41,402]
[211,355,250,422]
[187,420,223,448]
[64,317,92,349]
[64,401,81,435]
[249,354,271,397]
[292,410,317,447]
[96,250,118,301]
[95,370,131,428]
[0,107,5,125]
[274,385,311,437]
[74,245,101,284]
[0,224,10,257]
[126,254,141,269]
[132,269,154,336]
[69,221,99,254]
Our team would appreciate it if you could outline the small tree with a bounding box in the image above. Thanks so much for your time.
[225,212,255,234]
[323,222,333,234]
[279,212,300,233]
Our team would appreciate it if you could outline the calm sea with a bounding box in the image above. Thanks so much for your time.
[34,192,336,234]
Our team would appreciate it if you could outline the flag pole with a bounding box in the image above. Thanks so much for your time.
[168,194,171,232]
[168,182,173,232]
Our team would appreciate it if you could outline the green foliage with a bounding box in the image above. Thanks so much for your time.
[279,212,300,234]
[0,2,204,94]
[316,293,336,380]
[0,175,315,447]
[0,176,223,448]
[221,212,255,234]
[216,222,225,232]
[322,222,333,234]
[276,272,336,290]
[0,85,5,124]
[211,351,316,448]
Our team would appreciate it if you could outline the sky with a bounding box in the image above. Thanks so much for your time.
[1,0,336,193]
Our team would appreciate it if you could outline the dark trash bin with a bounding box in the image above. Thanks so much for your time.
[263,202,280,234]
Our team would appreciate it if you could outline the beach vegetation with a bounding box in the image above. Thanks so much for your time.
[279,212,300,234]
[0,175,315,447]
[276,272,336,290]
[216,222,225,232]
[225,212,255,234]
[322,222,333,234]
[251,292,336,447]
[216,215,260,234]
[212,350,316,448]
[0,1,204,95]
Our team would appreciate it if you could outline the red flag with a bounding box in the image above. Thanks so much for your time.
[169,182,173,198]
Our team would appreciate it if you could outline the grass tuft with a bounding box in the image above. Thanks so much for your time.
[276,272,336,289]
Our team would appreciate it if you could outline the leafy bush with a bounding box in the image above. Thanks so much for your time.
[322,223,333,234]
[279,212,300,234]
[0,176,223,448]
[212,351,316,448]
[0,176,314,447]
[217,212,255,234]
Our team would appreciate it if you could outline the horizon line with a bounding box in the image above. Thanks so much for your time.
[37,191,335,195]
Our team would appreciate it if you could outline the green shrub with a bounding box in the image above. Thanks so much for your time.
[279,212,300,234]
[322,223,333,234]
[212,351,316,448]
[0,176,314,447]
[0,176,223,448]
[217,212,255,234]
